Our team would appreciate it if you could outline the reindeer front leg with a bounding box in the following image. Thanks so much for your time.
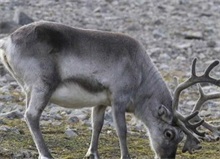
[112,99,130,159]
[24,86,53,159]
[85,105,107,159]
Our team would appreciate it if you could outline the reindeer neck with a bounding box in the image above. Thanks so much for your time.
[134,56,173,119]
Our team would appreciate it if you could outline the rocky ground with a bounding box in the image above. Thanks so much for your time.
[1,0,220,158]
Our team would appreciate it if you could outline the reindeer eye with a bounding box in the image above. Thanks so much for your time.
[164,130,175,140]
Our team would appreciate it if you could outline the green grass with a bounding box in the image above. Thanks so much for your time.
[0,119,220,159]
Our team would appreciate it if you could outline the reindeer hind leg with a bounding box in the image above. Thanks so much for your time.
[24,84,55,159]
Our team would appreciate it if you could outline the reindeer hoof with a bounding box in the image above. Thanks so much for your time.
[38,155,54,159]
[84,153,99,159]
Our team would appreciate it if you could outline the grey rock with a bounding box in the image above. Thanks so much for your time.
[179,0,189,5]
[10,81,19,88]
[52,114,63,120]
[0,119,6,125]
[70,109,90,121]
[159,54,171,61]
[0,65,7,77]
[0,103,5,112]
[0,21,20,34]
[48,105,62,114]
[0,125,11,131]
[173,42,192,49]
[0,94,14,102]
[160,63,169,70]
[207,40,216,48]
[200,110,211,117]
[67,116,80,124]
[0,109,23,119]
[41,120,52,125]
[213,47,220,53]
[12,150,38,159]
[127,23,141,31]
[104,110,113,123]
[4,74,15,82]
[152,29,165,38]
[13,9,34,25]
[51,121,62,126]
[182,31,204,40]
[0,125,21,134]
[65,128,78,138]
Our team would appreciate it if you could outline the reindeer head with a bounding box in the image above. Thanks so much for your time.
[146,106,183,158]
[144,58,220,159]
[141,102,183,159]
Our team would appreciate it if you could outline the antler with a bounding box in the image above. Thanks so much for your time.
[172,58,220,153]
[190,85,220,140]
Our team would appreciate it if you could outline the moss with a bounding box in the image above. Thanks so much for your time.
[1,119,220,159]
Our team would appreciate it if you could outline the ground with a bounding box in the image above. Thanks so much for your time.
[0,118,220,159]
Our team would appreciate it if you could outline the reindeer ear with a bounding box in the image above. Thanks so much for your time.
[158,105,172,123]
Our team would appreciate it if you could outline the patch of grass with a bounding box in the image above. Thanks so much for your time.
[0,119,220,159]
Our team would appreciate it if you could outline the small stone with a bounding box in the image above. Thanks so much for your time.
[198,53,206,59]
[159,54,171,61]
[182,31,204,40]
[0,119,6,125]
[179,0,189,5]
[67,116,80,124]
[49,106,62,114]
[200,110,211,117]
[154,19,163,25]
[0,110,23,119]
[52,114,63,120]
[0,21,20,34]
[112,1,119,5]
[174,42,192,49]
[160,64,169,70]
[107,130,112,134]
[207,40,216,48]
[0,65,6,76]
[10,82,19,88]
[127,23,141,31]
[65,128,78,138]
[104,112,113,123]
[176,56,186,61]
[153,29,165,38]
[51,121,62,126]
[213,47,220,53]
[0,125,11,131]
[0,103,5,112]
[4,74,15,82]
[13,150,37,159]
[93,7,101,13]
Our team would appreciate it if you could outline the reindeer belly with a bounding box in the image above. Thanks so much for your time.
[50,84,110,108]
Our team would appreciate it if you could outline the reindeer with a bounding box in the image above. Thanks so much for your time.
[0,21,220,159]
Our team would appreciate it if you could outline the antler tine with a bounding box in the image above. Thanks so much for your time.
[204,60,219,77]
[191,58,197,77]
[192,84,220,112]
[176,111,205,137]
[175,118,202,154]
